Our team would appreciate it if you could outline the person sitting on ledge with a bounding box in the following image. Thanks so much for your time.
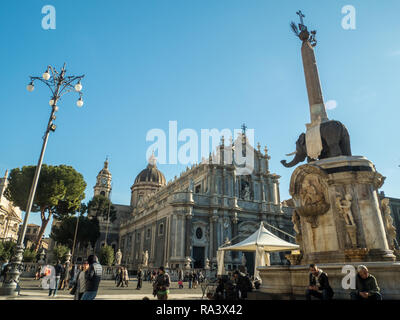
[305,264,334,300]
[350,265,382,300]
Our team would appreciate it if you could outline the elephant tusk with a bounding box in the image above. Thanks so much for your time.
[285,151,297,156]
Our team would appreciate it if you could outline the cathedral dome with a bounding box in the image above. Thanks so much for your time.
[133,154,166,186]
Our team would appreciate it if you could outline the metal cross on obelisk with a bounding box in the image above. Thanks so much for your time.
[296,10,306,31]
[291,11,329,160]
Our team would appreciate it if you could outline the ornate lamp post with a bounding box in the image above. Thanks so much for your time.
[64,250,72,285]
[0,64,84,296]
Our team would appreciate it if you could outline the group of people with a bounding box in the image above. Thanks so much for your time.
[185,270,205,289]
[306,264,382,300]
[209,266,253,300]
[1,253,384,301]
[33,255,102,300]
[115,266,129,287]
[69,255,103,300]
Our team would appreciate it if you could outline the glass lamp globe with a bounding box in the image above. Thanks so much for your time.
[74,82,82,92]
[76,98,84,107]
[26,83,34,92]
[49,99,55,106]
[43,71,50,80]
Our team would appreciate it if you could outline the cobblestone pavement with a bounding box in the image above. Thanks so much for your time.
[0,278,207,300]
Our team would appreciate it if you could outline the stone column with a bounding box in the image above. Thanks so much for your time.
[301,40,328,123]
[164,216,170,267]
[231,213,239,259]
[185,209,193,258]
[232,169,236,198]
[210,213,218,263]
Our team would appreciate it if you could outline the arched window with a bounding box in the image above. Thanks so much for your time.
[146,228,151,239]
[100,191,105,196]
[159,223,164,236]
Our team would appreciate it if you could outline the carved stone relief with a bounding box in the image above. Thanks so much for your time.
[296,174,329,227]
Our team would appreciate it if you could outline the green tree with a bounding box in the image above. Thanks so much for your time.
[99,245,114,266]
[23,248,37,262]
[50,214,100,249]
[52,244,69,263]
[87,195,117,222]
[0,241,16,262]
[5,164,86,252]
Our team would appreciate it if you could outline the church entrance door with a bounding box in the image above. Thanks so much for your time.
[192,246,205,268]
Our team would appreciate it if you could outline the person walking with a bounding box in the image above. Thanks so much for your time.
[71,261,89,300]
[137,268,143,290]
[193,272,198,289]
[188,271,193,289]
[58,263,67,290]
[123,267,129,287]
[49,260,63,297]
[69,263,78,289]
[153,266,171,300]
[115,267,122,287]
[48,264,58,297]
[81,255,102,300]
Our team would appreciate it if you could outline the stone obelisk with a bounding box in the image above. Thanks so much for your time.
[292,11,328,160]
[294,10,328,123]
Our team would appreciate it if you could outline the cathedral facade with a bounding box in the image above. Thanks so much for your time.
[92,134,295,273]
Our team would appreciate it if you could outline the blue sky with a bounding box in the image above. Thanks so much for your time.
[0,0,399,236]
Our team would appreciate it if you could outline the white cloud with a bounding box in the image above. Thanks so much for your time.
[325,100,338,110]
[388,50,400,57]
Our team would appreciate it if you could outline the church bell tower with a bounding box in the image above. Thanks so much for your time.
[94,157,112,198]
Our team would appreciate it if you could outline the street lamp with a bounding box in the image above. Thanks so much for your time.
[0,63,84,296]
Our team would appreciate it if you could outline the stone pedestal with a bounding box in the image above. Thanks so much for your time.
[258,262,400,299]
[290,156,395,264]
[257,156,400,299]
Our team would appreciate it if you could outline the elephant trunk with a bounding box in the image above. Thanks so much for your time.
[280,153,306,168]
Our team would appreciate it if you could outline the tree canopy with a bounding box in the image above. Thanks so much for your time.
[5,164,86,251]
[50,214,100,249]
[0,241,16,262]
[87,194,117,223]
[52,244,70,263]
[99,245,114,266]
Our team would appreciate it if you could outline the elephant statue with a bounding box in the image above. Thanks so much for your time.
[281,120,351,168]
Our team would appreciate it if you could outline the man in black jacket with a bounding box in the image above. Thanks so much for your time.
[137,268,143,290]
[81,255,102,300]
[350,265,382,300]
[305,264,334,300]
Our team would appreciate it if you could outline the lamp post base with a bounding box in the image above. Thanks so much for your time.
[0,244,24,296]
[0,284,19,296]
